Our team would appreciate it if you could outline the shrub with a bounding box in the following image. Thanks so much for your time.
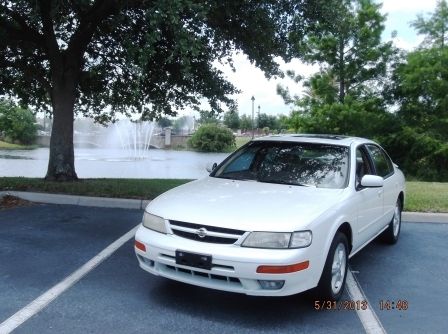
[0,100,37,145]
[189,124,235,152]
[381,127,448,181]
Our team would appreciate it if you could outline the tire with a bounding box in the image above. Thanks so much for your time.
[316,232,348,301]
[382,199,402,245]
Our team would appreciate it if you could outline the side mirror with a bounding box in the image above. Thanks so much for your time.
[360,175,384,188]
[206,162,217,173]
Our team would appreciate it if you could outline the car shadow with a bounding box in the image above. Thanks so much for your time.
[147,278,354,331]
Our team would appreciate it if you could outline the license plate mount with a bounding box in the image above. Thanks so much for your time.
[175,250,212,270]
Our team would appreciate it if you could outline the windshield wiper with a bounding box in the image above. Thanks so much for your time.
[215,175,256,181]
[257,178,313,187]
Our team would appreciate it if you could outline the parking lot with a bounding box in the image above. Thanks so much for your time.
[1,203,447,334]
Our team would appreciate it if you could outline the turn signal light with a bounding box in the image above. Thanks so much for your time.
[257,260,309,274]
[135,240,146,252]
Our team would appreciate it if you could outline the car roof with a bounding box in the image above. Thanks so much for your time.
[251,134,376,147]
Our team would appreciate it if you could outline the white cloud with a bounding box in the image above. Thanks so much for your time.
[214,53,317,117]
[380,0,438,13]
[392,35,425,50]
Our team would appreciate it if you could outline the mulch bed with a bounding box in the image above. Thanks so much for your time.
[0,195,35,210]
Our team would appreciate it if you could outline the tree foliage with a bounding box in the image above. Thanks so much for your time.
[282,0,395,104]
[239,114,253,132]
[275,0,448,180]
[388,2,448,181]
[0,99,37,144]
[172,116,192,134]
[411,0,448,49]
[0,0,305,118]
[189,124,235,152]
[279,0,396,139]
[257,113,279,131]
[223,110,240,130]
[295,97,398,138]
[0,0,322,180]
[198,109,220,125]
[382,127,448,181]
[157,117,173,129]
[393,48,448,139]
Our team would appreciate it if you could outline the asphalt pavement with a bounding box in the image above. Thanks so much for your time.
[349,222,448,333]
[0,194,447,333]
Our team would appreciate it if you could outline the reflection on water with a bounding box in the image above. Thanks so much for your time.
[0,154,33,160]
[0,148,229,179]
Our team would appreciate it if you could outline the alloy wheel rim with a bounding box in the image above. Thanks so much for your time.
[331,243,346,295]
[393,204,401,237]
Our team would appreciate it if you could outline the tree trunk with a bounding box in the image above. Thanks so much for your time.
[338,37,345,103]
[45,72,78,181]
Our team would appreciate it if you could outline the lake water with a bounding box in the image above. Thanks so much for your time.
[0,148,229,179]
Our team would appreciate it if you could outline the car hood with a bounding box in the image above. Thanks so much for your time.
[146,177,346,232]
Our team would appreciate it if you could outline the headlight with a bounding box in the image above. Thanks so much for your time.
[142,211,167,234]
[241,231,312,249]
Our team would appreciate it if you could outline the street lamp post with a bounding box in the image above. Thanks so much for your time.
[251,96,255,139]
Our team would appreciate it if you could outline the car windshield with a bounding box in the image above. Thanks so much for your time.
[213,141,349,189]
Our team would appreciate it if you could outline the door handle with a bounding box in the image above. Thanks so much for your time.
[377,190,383,197]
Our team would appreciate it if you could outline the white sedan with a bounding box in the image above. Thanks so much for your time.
[134,134,405,300]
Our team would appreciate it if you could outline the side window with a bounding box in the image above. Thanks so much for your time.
[223,150,256,173]
[355,147,373,188]
[366,145,394,178]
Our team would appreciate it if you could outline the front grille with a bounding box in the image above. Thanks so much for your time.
[171,229,236,244]
[164,264,241,285]
[170,220,245,235]
[169,220,245,244]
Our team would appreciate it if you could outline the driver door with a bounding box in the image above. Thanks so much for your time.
[353,146,384,249]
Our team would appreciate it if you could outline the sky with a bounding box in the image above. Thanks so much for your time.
[202,0,440,120]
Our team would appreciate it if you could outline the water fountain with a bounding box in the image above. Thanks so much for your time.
[113,120,155,160]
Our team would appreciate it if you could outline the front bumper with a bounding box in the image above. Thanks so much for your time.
[134,224,321,296]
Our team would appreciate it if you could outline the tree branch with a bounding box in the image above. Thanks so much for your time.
[38,0,61,61]
[67,0,120,61]
[0,4,45,47]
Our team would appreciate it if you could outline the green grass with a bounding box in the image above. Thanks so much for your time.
[405,181,448,213]
[0,140,37,150]
[0,177,192,200]
[0,177,447,212]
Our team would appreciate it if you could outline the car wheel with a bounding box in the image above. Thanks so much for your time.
[382,199,402,245]
[316,232,348,301]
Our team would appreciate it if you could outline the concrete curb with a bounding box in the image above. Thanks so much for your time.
[401,212,448,224]
[1,191,448,223]
[0,191,150,210]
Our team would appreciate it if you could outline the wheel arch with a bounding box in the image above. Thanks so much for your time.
[321,220,354,263]
[336,222,353,254]
[398,191,404,210]
[315,221,352,298]
[316,220,353,284]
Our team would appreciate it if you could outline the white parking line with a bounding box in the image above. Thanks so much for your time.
[0,225,139,334]
[346,269,387,334]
